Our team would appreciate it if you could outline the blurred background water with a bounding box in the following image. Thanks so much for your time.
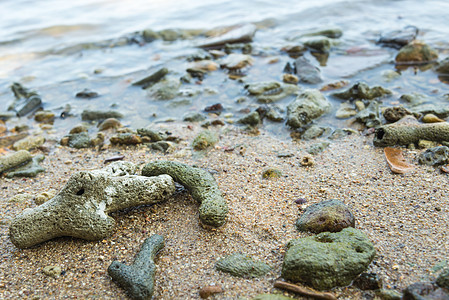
[0,0,448,136]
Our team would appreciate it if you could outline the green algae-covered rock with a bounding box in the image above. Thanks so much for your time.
[286,89,331,129]
[418,146,449,166]
[281,227,375,290]
[436,57,449,74]
[238,111,260,126]
[81,110,123,121]
[108,234,164,300]
[296,199,355,233]
[244,81,299,104]
[66,132,92,148]
[332,82,391,101]
[192,130,218,150]
[262,168,282,179]
[306,142,330,155]
[216,253,271,278]
[6,154,45,178]
[147,77,181,100]
[437,268,449,289]
[142,160,228,227]
[13,135,45,151]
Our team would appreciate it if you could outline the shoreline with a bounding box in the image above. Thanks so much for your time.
[0,124,448,299]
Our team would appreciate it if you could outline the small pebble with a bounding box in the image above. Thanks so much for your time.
[199,285,223,299]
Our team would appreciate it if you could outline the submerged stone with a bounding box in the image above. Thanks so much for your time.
[244,81,299,104]
[136,128,164,142]
[332,82,391,101]
[215,253,271,278]
[146,77,181,100]
[286,89,331,129]
[220,53,254,70]
[378,26,418,49]
[108,234,164,300]
[296,199,355,233]
[12,135,45,151]
[395,41,438,64]
[9,161,175,248]
[295,56,323,84]
[302,28,343,39]
[132,68,169,89]
[303,38,331,53]
[436,57,449,74]
[403,282,449,300]
[81,110,123,121]
[281,227,375,290]
[238,111,260,126]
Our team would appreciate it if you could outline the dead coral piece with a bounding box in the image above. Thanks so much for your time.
[300,155,315,167]
[373,116,449,147]
[9,162,175,248]
[274,281,337,300]
[108,234,164,300]
[384,147,414,174]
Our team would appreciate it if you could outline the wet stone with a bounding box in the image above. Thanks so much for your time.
[286,89,331,129]
[75,89,99,99]
[192,130,218,150]
[282,227,376,290]
[13,135,45,151]
[183,112,207,122]
[303,28,343,39]
[295,56,323,84]
[146,77,181,100]
[378,26,418,49]
[403,282,449,300]
[383,106,413,123]
[199,285,223,299]
[436,57,449,74]
[132,67,169,89]
[110,133,142,145]
[81,110,123,121]
[69,124,88,134]
[238,111,260,126]
[136,128,164,142]
[34,111,55,123]
[353,272,383,290]
[6,154,45,178]
[0,150,32,173]
[302,125,327,140]
[98,118,122,131]
[307,142,330,155]
[220,53,253,70]
[375,289,402,300]
[303,38,331,53]
[436,268,449,289]
[332,82,392,101]
[215,253,271,278]
[296,199,355,233]
[395,41,438,64]
[418,146,449,166]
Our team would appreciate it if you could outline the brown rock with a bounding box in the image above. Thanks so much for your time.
[199,285,223,299]
[395,41,438,64]
[98,118,122,131]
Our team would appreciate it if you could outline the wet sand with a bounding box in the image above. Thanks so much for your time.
[0,124,448,299]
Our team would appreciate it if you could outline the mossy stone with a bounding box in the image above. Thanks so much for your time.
[216,253,271,278]
[281,227,375,290]
[238,111,260,126]
[262,168,282,179]
[395,41,438,63]
[6,154,45,178]
[436,268,449,289]
[332,82,391,101]
[192,130,218,150]
[286,89,331,129]
[252,294,295,300]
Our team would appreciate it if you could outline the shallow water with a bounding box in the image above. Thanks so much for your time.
[0,0,448,139]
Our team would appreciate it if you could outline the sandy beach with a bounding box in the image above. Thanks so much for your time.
[0,123,447,299]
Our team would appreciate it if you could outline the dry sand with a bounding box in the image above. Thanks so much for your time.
[0,123,448,299]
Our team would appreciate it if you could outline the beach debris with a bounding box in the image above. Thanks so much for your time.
[199,285,223,299]
[81,110,123,121]
[108,234,164,300]
[378,26,418,49]
[75,89,99,99]
[395,41,438,64]
[418,146,449,166]
[245,81,299,104]
[8,82,42,117]
[0,150,32,173]
[422,113,445,123]
[42,265,62,279]
[12,135,45,151]
[300,155,315,167]
[353,272,383,290]
[384,147,414,174]
[262,168,282,179]
[142,160,228,227]
[295,56,323,84]
[252,293,295,300]
[286,89,331,129]
[332,82,391,101]
[192,130,218,151]
[282,227,375,290]
[273,281,337,300]
[215,253,271,278]
[9,161,175,248]
[198,23,257,49]
[282,73,299,84]
[98,118,122,131]
[34,189,57,205]
[296,199,355,233]
[373,116,449,147]
[104,155,125,164]
[132,67,169,89]
[403,281,449,299]
[6,154,45,178]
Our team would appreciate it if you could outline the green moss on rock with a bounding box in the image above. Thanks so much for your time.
[216,253,271,278]
[192,130,219,150]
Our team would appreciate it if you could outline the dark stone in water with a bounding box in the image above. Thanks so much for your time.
[75,89,99,99]
[81,110,123,121]
[9,83,43,117]
[403,282,449,300]
[295,57,323,84]
[353,272,383,290]
[198,24,257,49]
[132,67,169,89]
[378,26,418,49]
[204,103,224,113]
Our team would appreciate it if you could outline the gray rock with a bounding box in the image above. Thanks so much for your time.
[335,102,357,119]
[286,89,331,129]
[296,199,355,233]
[295,56,322,84]
[9,162,175,248]
[307,142,330,155]
[355,101,381,128]
[215,253,271,278]
[0,150,32,173]
[199,24,256,49]
[147,77,181,100]
[436,57,449,74]
[108,234,164,300]
[302,125,327,140]
[302,28,343,39]
[13,135,45,151]
[183,112,206,122]
[281,227,375,290]
[6,154,45,178]
[403,282,449,300]
[395,41,438,64]
[383,106,413,123]
[132,68,169,89]
[65,132,93,149]
[378,26,418,49]
[81,110,123,121]
[9,83,42,117]
[400,93,428,106]
[42,265,62,278]
[353,272,383,290]
[410,103,449,118]
[303,38,331,53]
[136,128,164,142]
[192,130,219,151]
[418,146,449,166]
[375,289,402,300]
